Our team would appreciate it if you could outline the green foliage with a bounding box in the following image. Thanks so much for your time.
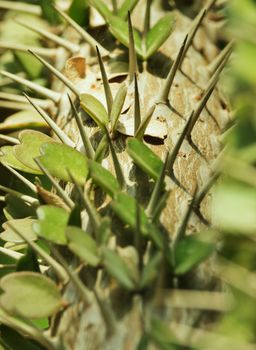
[0,272,62,319]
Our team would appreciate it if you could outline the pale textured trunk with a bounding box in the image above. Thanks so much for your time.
[47,3,231,348]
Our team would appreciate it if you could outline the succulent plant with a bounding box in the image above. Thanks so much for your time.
[0,1,255,350]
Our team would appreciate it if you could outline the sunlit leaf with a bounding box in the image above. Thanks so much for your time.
[108,15,143,57]
[0,110,48,132]
[1,218,37,243]
[110,82,127,131]
[145,14,175,59]
[0,272,62,319]
[33,205,69,245]
[38,142,88,185]
[0,146,41,174]
[14,130,54,173]
[80,94,109,128]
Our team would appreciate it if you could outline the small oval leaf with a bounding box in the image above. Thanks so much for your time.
[108,15,143,57]
[33,205,69,245]
[0,146,40,174]
[110,82,127,131]
[1,218,37,243]
[38,142,88,185]
[14,130,55,173]
[89,160,121,197]
[103,248,135,290]
[145,14,175,59]
[80,93,109,128]
[174,236,214,275]
[0,272,63,319]
[66,226,100,266]
[127,138,163,180]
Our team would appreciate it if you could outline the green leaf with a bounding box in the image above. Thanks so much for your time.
[89,160,121,197]
[0,110,48,132]
[33,205,69,245]
[38,142,88,185]
[103,248,135,289]
[111,192,149,235]
[145,14,175,59]
[69,0,89,26]
[0,146,41,174]
[39,0,60,24]
[1,218,37,243]
[66,226,100,266]
[14,130,54,173]
[117,0,139,19]
[108,15,143,57]
[110,82,127,131]
[127,138,163,180]
[174,236,214,275]
[0,272,62,319]
[94,134,108,163]
[80,94,109,128]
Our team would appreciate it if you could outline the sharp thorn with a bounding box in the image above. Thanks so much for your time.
[209,41,234,75]
[0,70,61,103]
[0,134,19,144]
[68,95,95,159]
[3,163,37,193]
[0,42,57,57]
[23,93,75,148]
[0,247,23,261]
[135,104,156,140]
[166,110,194,174]
[15,19,80,54]
[181,9,207,62]
[0,184,38,206]
[54,6,109,57]
[146,152,169,218]
[0,1,41,15]
[195,172,220,207]
[34,158,74,210]
[111,0,118,14]
[128,11,138,82]
[158,34,188,103]
[134,73,141,134]
[0,91,53,110]
[28,50,80,98]
[96,46,113,115]
[143,0,151,39]
[172,186,198,250]
[187,50,231,137]
[104,126,125,189]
